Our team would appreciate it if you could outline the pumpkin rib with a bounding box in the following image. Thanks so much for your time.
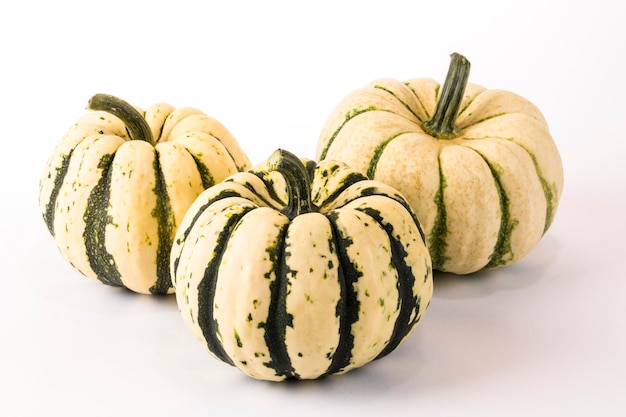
[463,135,557,234]
[427,149,449,270]
[372,84,423,122]
[403,82,435,120]
[195,205,258,367]
[324,211,359,374]
[82,152,124,288]
[366,131,425,179]
[261,222,296,379]
[466,147,516,269]
[320,107,417,160]
[352,203,422,360]
[150,151,176,294]
[42,150,74,236]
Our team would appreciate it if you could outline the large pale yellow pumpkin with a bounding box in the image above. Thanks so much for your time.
[317,53,564,274]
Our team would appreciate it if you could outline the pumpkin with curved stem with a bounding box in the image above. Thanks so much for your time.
[170,149,433,381]
[317,53,564,274]
[39,94,250,294]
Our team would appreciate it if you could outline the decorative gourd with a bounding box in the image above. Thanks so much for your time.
[39,94,251,294]
[317,53,564,274]
[170,149,433,381]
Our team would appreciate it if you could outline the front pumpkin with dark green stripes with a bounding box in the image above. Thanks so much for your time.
[39,94,251,294]
[170,149,433,381]
[316,53,564,274]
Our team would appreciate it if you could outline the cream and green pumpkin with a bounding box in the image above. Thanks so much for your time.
[317,53,564,274]
[170,149,433,381]
[39,94,251,294]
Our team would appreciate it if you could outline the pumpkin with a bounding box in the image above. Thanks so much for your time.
[317,53,564,274]
[39,94,251,294]
[170,149,433,381]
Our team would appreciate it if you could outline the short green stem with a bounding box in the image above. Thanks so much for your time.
[87,94,154,145]
[422,53,471,139]
[267,149,315,219]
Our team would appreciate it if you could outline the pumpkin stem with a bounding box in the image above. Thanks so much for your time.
[87,94,155,146]
[267,149,315,219]
[422,53,471,139]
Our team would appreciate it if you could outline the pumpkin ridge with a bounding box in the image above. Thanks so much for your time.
[366,131,423,179]
[318,106,377,160]
[43,150,74,236]
[404,83,433,120]
[469,148,517,269]
[325,211,359,374]
[458,111,509,130]
[428,151,449,270]
[373,84,423,122]
[188,153,215,189]
[263,223,297,379]
[196,205,257,366]
[354,205,420,360]
[83,152,124,287]
[149,152,175,294]
[317,171,368,210]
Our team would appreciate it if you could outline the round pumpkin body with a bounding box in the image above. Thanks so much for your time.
[317,54,564,274]
[39,94,251,294]
[170,150,433,381]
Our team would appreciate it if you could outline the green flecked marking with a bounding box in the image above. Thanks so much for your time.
[428,154,449,271]
[234,329,243,348]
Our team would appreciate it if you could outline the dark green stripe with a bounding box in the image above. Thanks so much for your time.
[325,211,359,374]
[171,188,246,279]
[190,154,215,189]
[150,151,176,294]
[83,152,124,287]
[196,206,257,366]
[43,150,73,236]
[262,222,295,379]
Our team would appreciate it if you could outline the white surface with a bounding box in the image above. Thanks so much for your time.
[2,1,625,416]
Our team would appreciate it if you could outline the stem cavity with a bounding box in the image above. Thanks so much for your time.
[422,53,471,139]
[87,93,154,145]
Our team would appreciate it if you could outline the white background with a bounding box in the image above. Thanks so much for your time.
[1,1,625,416]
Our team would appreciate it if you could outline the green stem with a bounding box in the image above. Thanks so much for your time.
[422,53,471,139]
[267,149,315,219]
[87,94,154,145]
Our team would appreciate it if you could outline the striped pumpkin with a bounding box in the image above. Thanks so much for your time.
[317,53,564,274]
[170,149,433,381]
[39,94,250,294]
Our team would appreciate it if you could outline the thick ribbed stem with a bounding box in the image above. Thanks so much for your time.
[267,149,315,219]
[422,53,471,139]
[87,94,154,145]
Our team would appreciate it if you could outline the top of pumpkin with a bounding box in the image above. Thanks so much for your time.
[87,93,155,146]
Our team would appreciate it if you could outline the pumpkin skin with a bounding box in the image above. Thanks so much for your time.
[170,149,433,381]
[317,53,564,274]
[39,94,251,294]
